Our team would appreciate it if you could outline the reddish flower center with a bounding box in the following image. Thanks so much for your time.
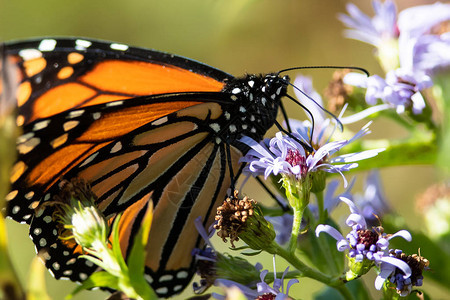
[357,229,379,249]
[285,149,308,177]
[257,293,277,300]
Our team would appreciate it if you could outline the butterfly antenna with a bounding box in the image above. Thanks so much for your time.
[273,120,313,153]
[286,82,343,132]
[284,93,317,144]
[279,76,315,146]
[277,65,370,77]
[277,65,370,133]
[279,101,292,133]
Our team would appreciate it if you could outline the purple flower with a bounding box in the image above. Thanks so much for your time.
[398,2,450,75]
[344,68,432,114]
[315,197,412,263]
[214,257,299,300]
[376,249,429,297]
[240,121,383,187]
[338,0,398,48]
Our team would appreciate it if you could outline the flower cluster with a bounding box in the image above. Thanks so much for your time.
[376,249,430,297]
[341,1,450,116]
[316,197,412,280]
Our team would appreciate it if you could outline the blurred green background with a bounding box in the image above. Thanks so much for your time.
[1,0,445,299]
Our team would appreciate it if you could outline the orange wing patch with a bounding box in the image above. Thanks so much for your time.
[80,60,225,96]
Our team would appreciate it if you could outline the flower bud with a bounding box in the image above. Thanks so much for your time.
[345,256,375,281]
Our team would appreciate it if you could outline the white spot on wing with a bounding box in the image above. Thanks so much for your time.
[12,206,20,214]
[156,287,168,295]
[209,123,220,132]
[159,274,173,282]
[52,262,60,270]
[17,132,35,143]
[232,88,241,94]
[110,43,129,51]
[39,238,47,247]
[145,274,153,284]
[174,285,183,292]
[17,137,40,154]
[110,142,122,153]
[176,271,189,278]
[33,120,51,131]
[80,152,98,167]
[106,100,124,107]
[68,110,85,118]
[229,124,237,133]
[19,49,42,60]
[152,116,168,126]
[75,39,92,50]
[38,39,57,52]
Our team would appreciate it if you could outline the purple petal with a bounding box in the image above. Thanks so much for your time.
[376,237,389,250]
[285,278,299,295]
[240,136,273,159]
[375,265,394,290]
[380,256,412,279]
[259,269,269,283]
[194,216,215,250]
[215,279,258,298]
[340,197,360,215]
[316,224,349,251]
[345,213,367,230]
[388,230,412,242]
[331,148,384,163]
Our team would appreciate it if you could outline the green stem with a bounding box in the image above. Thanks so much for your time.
[275,245,333,284]
[288,206,302,254]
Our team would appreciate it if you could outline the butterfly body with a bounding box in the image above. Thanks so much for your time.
[1,38,288,297]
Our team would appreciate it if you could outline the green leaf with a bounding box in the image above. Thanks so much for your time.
[299,217,345,276]
[0,215,25,300]
[110,213,128,272]
[240,250,263,256]
[127,202,158,300]
[27,256,51,300]
[67,271,119,299]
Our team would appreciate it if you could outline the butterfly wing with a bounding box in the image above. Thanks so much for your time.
[24,95,242,296]
[3,38,241,296]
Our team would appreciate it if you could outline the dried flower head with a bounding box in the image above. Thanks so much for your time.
[214,190,256,247]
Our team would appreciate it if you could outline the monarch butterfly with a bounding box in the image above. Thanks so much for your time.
[1,38,294,297]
